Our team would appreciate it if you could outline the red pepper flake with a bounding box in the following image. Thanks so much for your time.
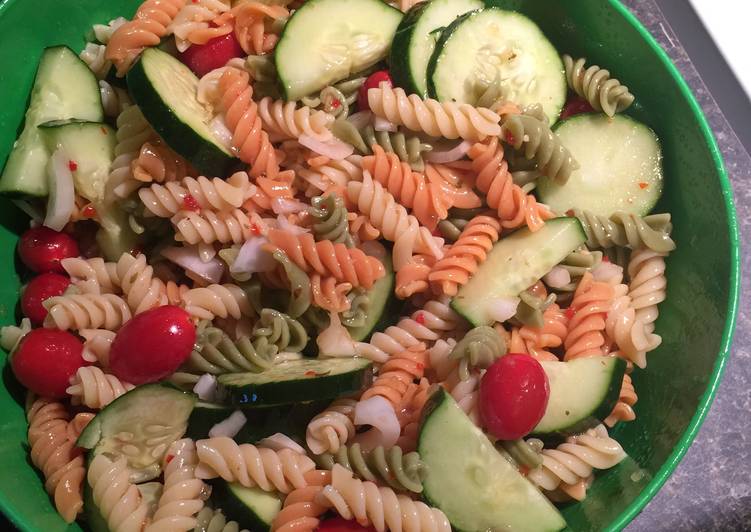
[305,370,316,377]
[100,126,108,135]
[415,313,426,325]
[165,454,175,464]
[415,362,425,371]
[68,160,78,172]
[602,256,610,263]
[504,131,516,144]
[130,247,143,257]
[82,204,97,219]
[182,194,200,212]
[250,223,261,236]
[565,307,576,320]
[638,182,649,190]
[330,99,341,109]
[519,465,530,476]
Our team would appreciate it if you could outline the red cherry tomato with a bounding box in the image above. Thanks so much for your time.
[109,306,196,385]
[316,517,377,532]
[560,96,594,120]
[479,354,550,440]
[180,32,244,77]
[18,227,79,274]
[358,70,393,112]
[21,273,71,325]
[11,328,87,398]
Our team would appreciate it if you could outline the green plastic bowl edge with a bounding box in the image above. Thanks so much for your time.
[605,1,740,529]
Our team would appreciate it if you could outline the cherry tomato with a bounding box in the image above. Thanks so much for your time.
[11,328,87,398]
[18,227,79,274]
[21,273,71,325]
[316,517,377,532]
[479,354,550,440]
[180,32,244,77]
[358,70,393,112]
[560,96,594,120]
[109,306,196,385]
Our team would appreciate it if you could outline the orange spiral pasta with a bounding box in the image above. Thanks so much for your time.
[244,172,296,213]
[264,229,385,290]
[468,138,553,231]
[216,67,279,177]
[106,0,186,76]
[563,273,615,360]
[169,0,233,52]
[604,374,637,427]
[509,302,568,362]
[395,253,437,299]
[296,156,363,199]
[66,413,96,443]
[27,397,86,523]
[271,470,332,532]
[132,139,193,185]
[428,215,500,296]
[140,172,255,217]
[311,275,352,313]
[232,1,289,55]
[362,145,451,230]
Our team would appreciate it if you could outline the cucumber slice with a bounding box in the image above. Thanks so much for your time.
[427,8,566,124]
[213,482,282,532]
[538,114,664,216]
[419,388,565,532]
[390,0,483,97]
[275,0,403,101]
[451,218,586,326]
[127,48,236,176]
[533,357,626,438]
[0,46,102,197]
[77,384,196,482]
[217,358,373,407]
[39,120,115,205]
[346,250,398,342]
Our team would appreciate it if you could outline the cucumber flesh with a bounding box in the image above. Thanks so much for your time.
[428,8,566,124]
[127,48,236,176]
[390,0,483,97]
[533,357,627,437]
[419,388,565,532]
[538,113,664,216]
[451,218,586,326]
[213,482,282,532]
[77,384,196,482]
[217,358,373,407]
[275,0,403,100]
[0,46,102,197]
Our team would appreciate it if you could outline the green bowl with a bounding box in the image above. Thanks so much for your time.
[0,0,740,530]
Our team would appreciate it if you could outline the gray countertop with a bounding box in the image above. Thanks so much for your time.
[623,1,751,530]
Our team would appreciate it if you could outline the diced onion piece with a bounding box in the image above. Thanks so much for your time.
[544,266,571,289]
[352,396,400,451]
[258,433,306,454]
[232,236,276,274]
[373,116,397,132]
[209,410,247,438]
[271,197,307,215]
[193,374,218,402]
[424,141,471,163]
[360,240,387,261]
[299,134,354,160]
[12,200,43,224]
[317,313,356,357]
[44,149,76,231]
[277,214,310,235]
[592,261,624,283]
[486,296,520,323]
[209,116,234,151]
[347,111,373,130]
[162,246,225,284]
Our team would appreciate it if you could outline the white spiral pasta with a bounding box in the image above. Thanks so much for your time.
[99,80,132,118]
[194,437,316,493]
[316,465,451,532]
[110,106,158,199]
[194,507,248,532]
[140,172,255,217]
[295,155,363,197]
[627,249,667,327]
[306,398,357,455]
[182,283,257,321]
[66,366,135,410]
[258,97,334,142]
[172,209,258,245]
[87,454,152,532]
[146,439,205,532]
[43,293,132,331]
[80,43,111,79]
[115,253,169,314]
[368,84,501,142]
[606,283,661,369]
[62,257,120,294]
[80,329,117,365]
[168,0,232,52]
[93,17,128,44]
[442,368,482,426]
[348,171,443,271]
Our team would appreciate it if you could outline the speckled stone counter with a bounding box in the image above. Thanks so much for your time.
[623,1,751,530]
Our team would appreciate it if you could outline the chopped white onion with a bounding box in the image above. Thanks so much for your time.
[258,433,306,454]
[44,149,76,231]
[12,200,43,224]
[193,374,218,402]
[360,240,387,261]
[373,116,397,132]
[299,134,354,160]
[486,296,520,323]
[424,141,472,164]
[276,214,310,235]
[271,197,307,215]
[232,236,276,274]
[544,266,572,289]
[352,396,400,451]
[209,116,234,151]
[209,410,247,438]
[162,246,225,284]
[592,261,624,284]
[346,111,373,130]
[317,313,356,357]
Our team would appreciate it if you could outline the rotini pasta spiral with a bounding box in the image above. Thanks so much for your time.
[563,55,635,117]
[316,464,451,532]
[347,171,444,271]
[368,84,501,142]
[99,80,132,119]
[62,257,120,294]
[573,210,675,253]
[342,289,369,329]
[251,307,309,357]
[450,326,506,380]
[110,106,158,199]
[264,229,385,290]
[177,326,269,379]
[66,412,96,443]
[66,366,135,410]
[115,252,170,314]
[443,369,482,425]
[169,0,232,52]
[80,329,117,365]
[140,172,255,217]
[497,439,543,471]
[93,17,128,44]
[182,283,256,321]
[106,0,186,76]
[311,275,352,313]
[232,1,289,55]
[395,253,435,299]
[627,249,668,327]
[428,215,500,296]
[80,43,111,79]
[361,345,428,421]
[271,470,331,532]
[173,209,259,245]
[509,302,568,362]
[501,110,578,185]
[514,285,557,328]
[563,273,615,360]
[335,122,432,172]
[604,374,637,427]
[468,138,553,231]
[306,399,357,455]
[295,155,363,199]
[314,444,425,494]
[309,194,354,247]
[258,97,334,142]
[27,398,86,523]
[132,139,193,185]
[194,437,316,493]
[605,283,661,369]
[43,293,132,331]
[87,453,152,532]
[195,506,249,532]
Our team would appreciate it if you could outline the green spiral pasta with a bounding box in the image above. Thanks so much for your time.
[548,248,603,303]
[341,289,369,329]
[309,194,354,247]
[252,308,308,358]
[437,207,487,243]
[514,290,557,328]
[497,439,543,470]
[333,121,432,171]
[272,250,311,318]
[572,210,676,253]
[563,55,635,117]
[450,326,507,381]
[314,443,426,493]
[501,109,578,185]
[301,76,366,118]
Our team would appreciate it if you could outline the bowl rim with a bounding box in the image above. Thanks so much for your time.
[606,1,741,530]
